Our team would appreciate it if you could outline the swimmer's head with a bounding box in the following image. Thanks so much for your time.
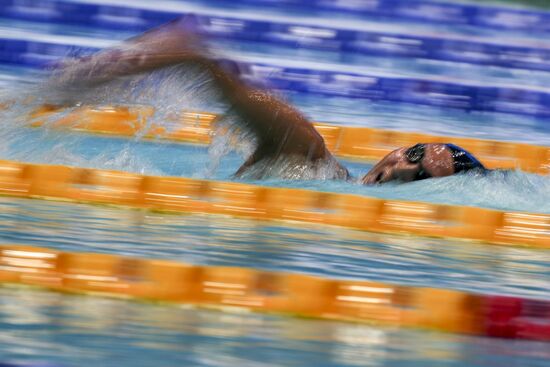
[361,143,454,185]
[361,147,420,185]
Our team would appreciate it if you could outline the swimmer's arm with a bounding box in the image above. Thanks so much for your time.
[53,17,327,160]
[207,65,327,159]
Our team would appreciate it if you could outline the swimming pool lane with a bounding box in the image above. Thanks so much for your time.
[0,1,548,365]
[0,196,548,300]
[5,9,550,120]
[2,21,550,144]
[0,122,548,215]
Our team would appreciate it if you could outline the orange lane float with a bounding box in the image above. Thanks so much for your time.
[0,243,549,341]
[0,159,548,248]
[28,105,550,174]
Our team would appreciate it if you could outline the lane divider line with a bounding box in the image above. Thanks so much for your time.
[0,158,547,248]
[26,104,550,175]
[0,243,549,341]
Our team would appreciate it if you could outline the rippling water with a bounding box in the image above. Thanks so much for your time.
[1,286,550,367]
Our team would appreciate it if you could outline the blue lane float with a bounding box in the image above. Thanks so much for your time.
[1,0,550,73]
[2,0,550,34]
[2,37,550,119]
[216,0,550,32]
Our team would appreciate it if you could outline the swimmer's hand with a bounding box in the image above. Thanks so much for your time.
[50,15,206,87]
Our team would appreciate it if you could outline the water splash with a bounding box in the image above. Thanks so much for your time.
[0,62,238,176]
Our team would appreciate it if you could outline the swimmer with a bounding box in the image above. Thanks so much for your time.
[52,16,487,184]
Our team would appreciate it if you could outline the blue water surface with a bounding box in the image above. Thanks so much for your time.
[0,4,549,367]
[1,287,549,367]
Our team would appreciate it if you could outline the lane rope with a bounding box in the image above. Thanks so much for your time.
[0,158,547,248]
[0,243,549,341]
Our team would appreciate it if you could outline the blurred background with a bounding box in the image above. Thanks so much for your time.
[0,0,549,366]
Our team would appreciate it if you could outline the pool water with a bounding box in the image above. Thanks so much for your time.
[0,126,548,214]
[0,196,549,298]
[0,0,549,366]
[2,286,549,367]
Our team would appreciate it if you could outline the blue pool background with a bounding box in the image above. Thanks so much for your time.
[0,0,550,366]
